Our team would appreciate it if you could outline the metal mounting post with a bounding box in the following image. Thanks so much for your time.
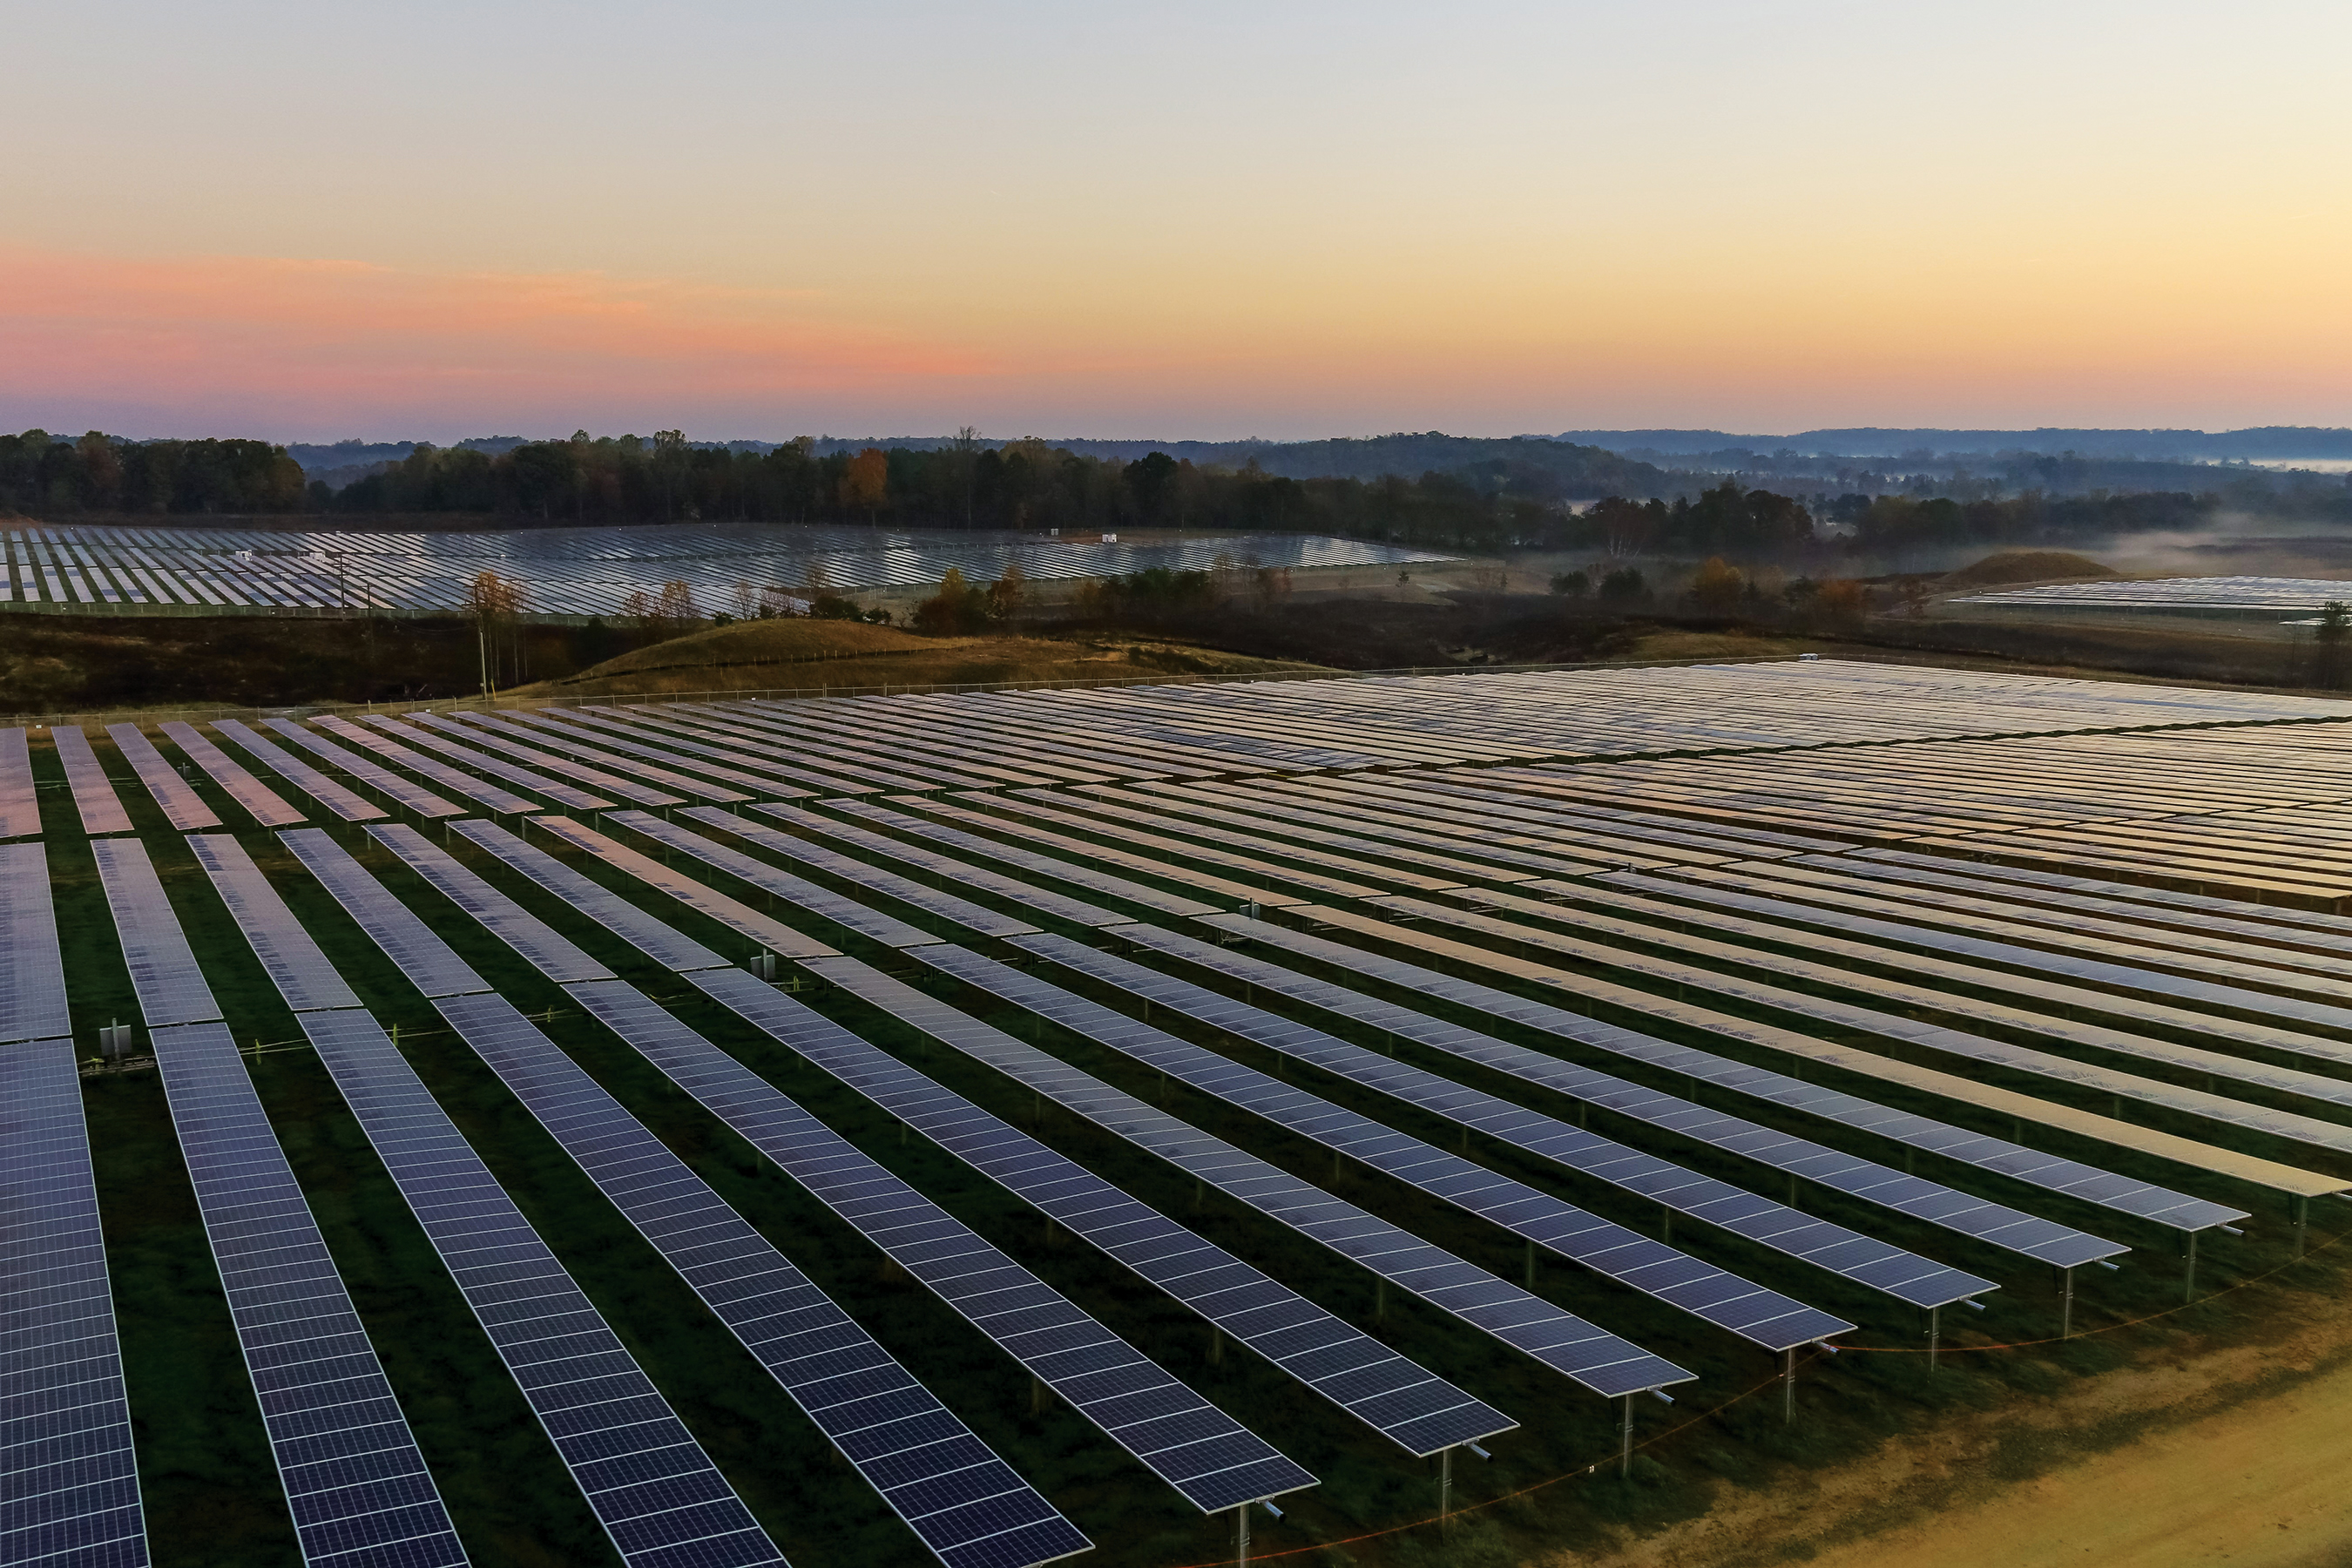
[1619,1394,1635,1477]
[1234,1505,1249,1568]
[2295,1195,2310,1259]
[2184,1229,2199,1303]
[1524,1239,1538,1289]
[2059,1267,2075,1340]
[1782,1347,1796,1424]
[1439,1446,1453,1534]
[1927,1305,1941,1373]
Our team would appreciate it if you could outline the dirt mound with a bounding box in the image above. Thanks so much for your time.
[1942,550,2117,589]
[518,625,1328,698]
[570,617,932,679]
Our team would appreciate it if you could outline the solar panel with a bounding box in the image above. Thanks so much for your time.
[51,728,133,835]
[690,966,1514,1458]
[680,807,1052,936]
[157,722,304,827]
[1384,890,2352,1155]
[365,716,615,811]
[823,799,1220,918]
[279,829,490,998]
[0,727,37,839]
[143,1020,471,1568]
[801,952,1696,1398]
[185,825,796,1568]
[892,796,1281,908]
[448,820,728,971]
[212,720,386,822]
[103,723,221,832]
[940,940,1886,1334]
[528,710,817,799]
[972,793,1387,902]
[1204,913,2256,1230]
[89,840,220,1029]
[0,1037,150,1568]
[460,713,747,803]
[1065,786,1491,889]
[1137,923,2124,1269]
[314,716,540,815]
[738,804,1132,929]
[433,990,1093,1566]
[293,1009,794,1568]
[621,706,933,794]
[569,977,1306,1519]
[0,844,71,1044]
[609,812,940,949]
[366,824,615,983]
[261,719,461,818]
[409,714,683,808]
[182,835,362,1013]
[527,816,838,959]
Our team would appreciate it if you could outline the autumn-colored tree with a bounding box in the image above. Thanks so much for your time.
[1815,578,1867,630]
[840,447,889,522]
[985,562,1026,621]
[656,579,700,631]
[912,566,984,634]
[1689,557,1745,614]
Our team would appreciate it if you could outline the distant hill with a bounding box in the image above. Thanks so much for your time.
[1558,427,2352,461]
[287,436,537,476]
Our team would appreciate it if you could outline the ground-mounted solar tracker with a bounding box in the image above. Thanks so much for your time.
[278,835,1096,1565]
[0,1034,150,1568]
[157,720,306,826]
[996,935,1991,1315]
[91,838,471,1568]
[51,729,132,837]
[42,658,2352,1559]
[801,951,1699,1400]
[181,836,795,1568]
[212,720,386,822]
[104,723,220,831]
[0,727,37,839]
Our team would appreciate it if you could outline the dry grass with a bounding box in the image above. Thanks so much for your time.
[513,621,1331,698]
[1939,550,2119,589]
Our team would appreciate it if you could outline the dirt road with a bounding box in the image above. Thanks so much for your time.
[1569,1281,2352,1568]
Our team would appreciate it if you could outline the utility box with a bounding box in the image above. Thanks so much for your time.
[747,950,778,982]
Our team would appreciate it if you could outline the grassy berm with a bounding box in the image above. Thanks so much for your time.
[510,616,1325,697]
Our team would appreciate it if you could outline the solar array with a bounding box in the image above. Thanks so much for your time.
[91,836,470,1568]
[0,847,145,1568]
[280,831,1098,1565]
[0,521,1452,617]
[28,656,2352,1559]
[1950,574,2352,614]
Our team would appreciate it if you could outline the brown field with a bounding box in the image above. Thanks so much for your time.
[1574,1274,2352,1568]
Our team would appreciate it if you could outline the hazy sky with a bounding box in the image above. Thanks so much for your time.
[6,1,2349,442]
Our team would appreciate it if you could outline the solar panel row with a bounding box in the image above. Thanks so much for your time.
[212,720,386,823]
[0,1033,150,1568]
[103,724,220,832]
[276,831,1092,1565]
[1130,922,2127,1268]
[0,728,37,840]
[526,817,837,960]
[928,942,1873,1342]
[312,716,540,816]
[801,952,1697,1400]
[156,723,305,828]
[91,837,470,1568]
[449,821,729,972]
[365,716,613,812]
[688,966,1515,1458]
[1004,935,1993,1314]
[566,979,1308,1519]
[0,843,72,1044]
[50,730,132,837]
[184,833,796,1568]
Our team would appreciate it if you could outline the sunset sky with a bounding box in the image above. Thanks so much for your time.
[7,0,2349,442]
